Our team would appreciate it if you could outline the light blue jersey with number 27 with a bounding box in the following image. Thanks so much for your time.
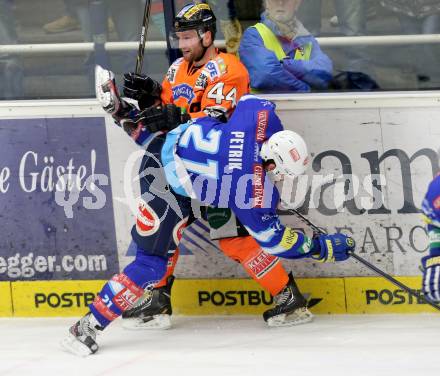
[161,95,314,259]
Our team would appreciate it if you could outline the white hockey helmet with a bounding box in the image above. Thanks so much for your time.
[260,130,309,181]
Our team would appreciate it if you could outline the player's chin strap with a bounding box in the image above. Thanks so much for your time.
[287,207,440,312]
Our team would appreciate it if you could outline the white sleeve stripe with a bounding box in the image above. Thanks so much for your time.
[434,267,440,302]
[424,267,431,289]
[245,226,277,243]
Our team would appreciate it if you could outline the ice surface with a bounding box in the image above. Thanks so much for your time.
[0,315,439,376]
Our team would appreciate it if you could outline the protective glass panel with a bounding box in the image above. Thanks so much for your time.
[227,0,440,92]
[0,0,168,100]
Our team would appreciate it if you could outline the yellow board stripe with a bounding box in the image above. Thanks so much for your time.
[345,276,436,314]
[0,282,12,317]
[1,276,438,317]
[172,278,346,315]
[11,280,105,317]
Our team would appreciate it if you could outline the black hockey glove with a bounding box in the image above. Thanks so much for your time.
[136,104,189,133]
[123,72,162,110]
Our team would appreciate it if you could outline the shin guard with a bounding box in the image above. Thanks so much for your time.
[90,253,167,327]
[219,236,289,296]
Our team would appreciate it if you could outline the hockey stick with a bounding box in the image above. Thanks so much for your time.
[286,208,440,312]
[135,0,152,74]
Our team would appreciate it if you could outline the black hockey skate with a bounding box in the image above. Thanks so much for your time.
[60,312,103,357]
[263,272,313,327]
[122,275,174,330]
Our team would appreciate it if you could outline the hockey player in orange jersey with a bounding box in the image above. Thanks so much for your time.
[101,2,312,330]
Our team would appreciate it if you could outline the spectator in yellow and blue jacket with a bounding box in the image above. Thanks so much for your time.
[238,0,332,92]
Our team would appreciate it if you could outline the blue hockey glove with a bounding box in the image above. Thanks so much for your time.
[421,254,440,302]
[311,233,355,262]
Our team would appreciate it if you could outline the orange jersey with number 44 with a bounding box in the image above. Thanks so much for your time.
[160,51,250,119]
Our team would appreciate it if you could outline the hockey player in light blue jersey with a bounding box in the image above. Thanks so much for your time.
[421,174,440,302]
[161,94,355,261]
[62,93,355,356]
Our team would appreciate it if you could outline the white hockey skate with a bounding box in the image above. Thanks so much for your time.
[60,312,102,357]
[263,272,314,327]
